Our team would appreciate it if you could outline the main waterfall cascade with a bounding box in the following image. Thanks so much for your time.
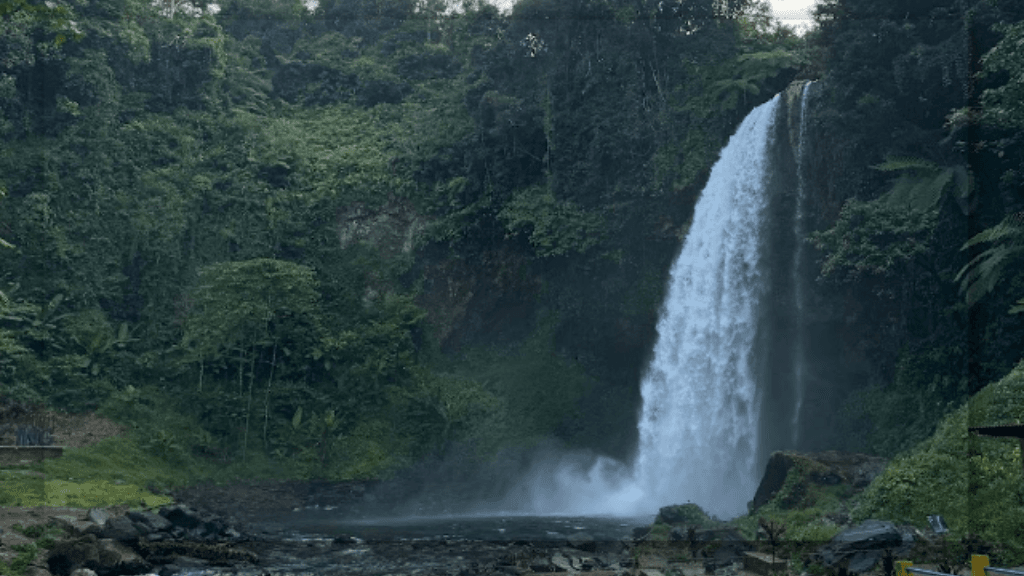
[498,85,814,520]
[630,93,781,520]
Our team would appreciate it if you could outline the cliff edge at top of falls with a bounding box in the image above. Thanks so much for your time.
[784,80,815,155]
[750,450,889,513]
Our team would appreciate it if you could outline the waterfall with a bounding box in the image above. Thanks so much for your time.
[498,91,801,520]
[790,81,813,446]
[630,94,781,520]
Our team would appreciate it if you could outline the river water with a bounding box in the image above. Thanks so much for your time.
[282,508,654,542]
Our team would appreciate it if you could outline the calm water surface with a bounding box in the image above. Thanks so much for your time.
[284,509,655,542]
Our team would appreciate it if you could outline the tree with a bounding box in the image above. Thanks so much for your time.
[182,258,321,460]
[955,212,1024,312]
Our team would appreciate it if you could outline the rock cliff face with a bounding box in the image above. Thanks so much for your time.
[750,450,889,512]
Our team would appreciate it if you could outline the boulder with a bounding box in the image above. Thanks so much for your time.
[98,516,139,543]
[811,520,913,574]
[127,511,172,535]
[86,510,111,528]
[47,535,151,576]
[656,503,714,528]
[48,515,94,536]
[157,505,202,530]
[566,531,597,552]
[751,451,888,512]
[831,520,902,548]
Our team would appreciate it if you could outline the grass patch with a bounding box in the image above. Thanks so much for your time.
[0,436,186,507]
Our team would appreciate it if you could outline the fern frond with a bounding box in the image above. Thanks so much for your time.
[960,214,1024,250]
[1010,298,1024,314]
[871,156,939,172]
[879,168,953,212]
[956,245,1024,306]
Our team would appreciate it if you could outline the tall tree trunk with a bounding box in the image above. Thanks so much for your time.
[263,342,277,449]
[243,343,256,462]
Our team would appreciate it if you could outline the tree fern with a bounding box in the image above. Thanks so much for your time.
[871,156,971,213]
[955,211,1024,308]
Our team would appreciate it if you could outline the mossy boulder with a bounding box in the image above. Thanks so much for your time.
[655,503,716,528]
[751,451,887,512]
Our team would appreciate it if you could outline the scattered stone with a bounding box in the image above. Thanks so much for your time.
[99,515,139,542]
[47,534,152,576]
[127,511,172,534]
[811,519,914,574]
[24,567,53,576]
[68,569,96,576]
[86,510,111,528]
[158,505,202,530]
[550,552,572,571]
[48,515,93,536]
[566,531,596,552]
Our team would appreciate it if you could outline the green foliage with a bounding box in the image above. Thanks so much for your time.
[811,198,937,284]
[870,157,972,213]
[183,258,321,360]
[499,185,604,258]
[977,22,1024,130]
[955,212,1024,309]
[655,503,716,528]
[710,49,803,112]
[853,362,1024,564]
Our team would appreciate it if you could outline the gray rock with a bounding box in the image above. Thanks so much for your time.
[550,553,572,571]
[631,526,651,540]
[566,531,597,552]
[48,515,93,536]
[86,509,111,528]
[831,520,902,548]
[848,551,882,573]
[127,510,172,534]
[69,569,97,576]
[24,567,53,576]
[812,520,913,573]
[158,505,202,529]
[99,516,139,542]
[47,534,151,576]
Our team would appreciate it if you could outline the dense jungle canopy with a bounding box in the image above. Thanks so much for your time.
[0,0,1022,481]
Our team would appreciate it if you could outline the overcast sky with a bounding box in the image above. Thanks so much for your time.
[488,0,817,33]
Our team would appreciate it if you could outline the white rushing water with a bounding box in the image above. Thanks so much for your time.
[790,82,813,446]
[499,95,783,520]
[629,94,781,519]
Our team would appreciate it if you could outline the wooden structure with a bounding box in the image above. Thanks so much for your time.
[0,445,64,466]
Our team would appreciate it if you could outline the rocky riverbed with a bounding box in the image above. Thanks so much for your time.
[14,488,952,576]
